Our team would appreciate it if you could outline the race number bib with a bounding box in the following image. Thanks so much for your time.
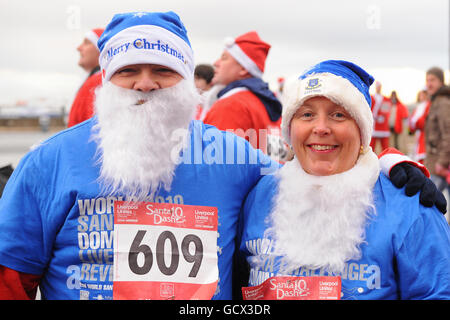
[113,201,218,300]
[242,276,341,300]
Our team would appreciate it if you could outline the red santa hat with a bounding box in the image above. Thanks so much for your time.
[224,31,270,78]
[84,28,105,50]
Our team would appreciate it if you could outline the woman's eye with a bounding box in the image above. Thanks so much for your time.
[293,110,314,120]
[331,112,347,120]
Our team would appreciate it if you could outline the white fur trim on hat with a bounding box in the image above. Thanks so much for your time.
[85,30,100,50]
[281,72,373,149]
[99,24,194,82]
[225,39,263,78]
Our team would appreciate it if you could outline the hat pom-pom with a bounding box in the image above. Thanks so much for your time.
[224,37,235,47]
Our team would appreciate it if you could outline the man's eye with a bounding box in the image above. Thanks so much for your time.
[156,67,174,73]
[117,68,135,74]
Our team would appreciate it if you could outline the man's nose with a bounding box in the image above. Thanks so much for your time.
[133,74,160,92]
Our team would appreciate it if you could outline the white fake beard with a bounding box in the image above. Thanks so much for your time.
[91,80,200,201]
[264,151,380,275]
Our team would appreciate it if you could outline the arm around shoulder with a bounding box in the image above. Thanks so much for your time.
[395,205,450,299]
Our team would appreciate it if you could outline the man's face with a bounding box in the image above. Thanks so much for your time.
[375,82,382,94]
[94,68,198,201]
[212,50,246,86]
[77,38,100,72]
[110,64,183,92]
[194,76,210,93]
[426,73,443,96]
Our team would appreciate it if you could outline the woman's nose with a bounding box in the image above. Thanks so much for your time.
[312,117,331,135]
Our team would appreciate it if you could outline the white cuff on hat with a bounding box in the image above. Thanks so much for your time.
[99,24,194,81]
[225,39,263,78]
[85,30,100,49]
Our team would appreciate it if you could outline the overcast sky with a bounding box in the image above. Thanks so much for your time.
[0,0,448,106]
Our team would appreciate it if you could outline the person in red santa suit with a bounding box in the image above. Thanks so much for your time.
[370,81,393,152]
[203,31,291,163]
[387,90,409,150]
[409,89,429,164]
[193,63,215,120]
[67,28,104,128]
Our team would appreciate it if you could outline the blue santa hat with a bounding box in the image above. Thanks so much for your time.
[98,11,194,82]
[281,60,375,150]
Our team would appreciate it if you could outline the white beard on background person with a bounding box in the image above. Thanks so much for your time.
[91,79,200,201]
[261,151,380,275]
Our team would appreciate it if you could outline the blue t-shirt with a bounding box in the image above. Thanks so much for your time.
[0,118,278,300]
[240,173,450,300]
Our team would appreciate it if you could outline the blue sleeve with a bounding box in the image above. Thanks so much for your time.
[396,206,450,299]
[239,174,279,256]
[0,153,50,275]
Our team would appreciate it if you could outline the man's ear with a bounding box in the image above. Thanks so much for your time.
[238,66,251,79]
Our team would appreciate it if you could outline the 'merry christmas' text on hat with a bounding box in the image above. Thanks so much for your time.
[224,31,271,78]
[281,60,375,151]
[98,11,194,82]
[85,28,104,50]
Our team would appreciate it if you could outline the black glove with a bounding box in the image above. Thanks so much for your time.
[390,162,447,214]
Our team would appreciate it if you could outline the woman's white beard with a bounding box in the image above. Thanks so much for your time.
[91,80,200,201]
[264,151,380,275]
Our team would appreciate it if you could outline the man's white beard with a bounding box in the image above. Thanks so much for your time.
[264,151,380,275]
[91,80,200,201]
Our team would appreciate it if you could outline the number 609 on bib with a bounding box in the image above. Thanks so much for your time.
[113,201,218,300]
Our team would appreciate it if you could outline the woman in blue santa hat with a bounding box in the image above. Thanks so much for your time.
[238,60,450,300]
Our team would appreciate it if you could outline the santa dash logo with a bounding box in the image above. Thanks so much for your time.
[145,204,186,225]
[269,277,310,299]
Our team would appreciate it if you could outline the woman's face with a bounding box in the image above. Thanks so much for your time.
[290,96,362,176]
